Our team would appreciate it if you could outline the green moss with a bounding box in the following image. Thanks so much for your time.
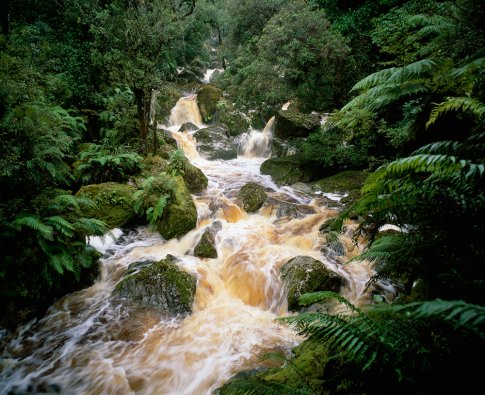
[182,162,208,193]
[238,182,267,212]
[114,256,196,315]
[158,176,197,239]
[311,170,367,194]
[274,110,320,139]
[194,229,217,258]
[216,100,250,136]
[260,155,310,186]
[197,84,223,122]
[281,256,344,310]
[156,83,183,121]
[76,182,136,229]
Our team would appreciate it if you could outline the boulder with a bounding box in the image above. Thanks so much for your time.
[157,129,178,146]
[274,110,320,139]
[156,83,183,121]
[113,255,196,315]
[158,176,198,239]
[280,256,345,310]
[216,101,250,136]
[182,162,208,193]
[271,137,302,157]
[178,122,199,133]
[263,198,316,220]
[193,126,237,160]
[197,84,223,123]
[260,154,310,185]
[194,222,222,259]
[76,182,136,229]
[158,143,178,160]
[238,182,267,212]
[311,170,367,194]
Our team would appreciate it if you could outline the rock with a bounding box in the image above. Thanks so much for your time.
[197,84,223,123]
[266,198,315,219]
[280,256,345,310]
[194,222,222,259]
[216,101,250,136]
[193,126,237,160]
[274,110,320,139]
[260,154,310,185]
[76,182,136,229]
[271,137,302,157]
[140,155,169,180]
[113,255,196,315]
[291,182,314,195]
[176,68,204,85]
[237,182,267,212]
[182,162,208,194]
[156,83,183,121]
[311,170,367,194]
[158,129,178,146]
[178,122,199,133]
[209,69,222,82]
[158,143,178,160]
[158,176,198,239]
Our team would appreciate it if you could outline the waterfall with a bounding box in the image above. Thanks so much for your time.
[238,116,275,158]
[168,95,204,127]
[0,99,391,395]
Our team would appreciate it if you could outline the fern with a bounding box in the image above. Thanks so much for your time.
[427,97,485,128]
[10,214,54,241]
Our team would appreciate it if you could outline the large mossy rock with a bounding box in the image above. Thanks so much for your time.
[197,84,223,123]
[158,176,198,240]
[260,154,310,185]
[238,182,267,212]
[311,170,367,194]
[194,222,222,259]
[193,125,237,160]
[182,162,208,193]
[216,101,250,136]
[76,182,136,229]
[113,255,196,315]
[156,83,183,122]
[274,110,320,139]
[281,256,344,310]
[217,340,330,394]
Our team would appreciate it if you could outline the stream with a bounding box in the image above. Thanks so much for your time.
[0,95,386,395]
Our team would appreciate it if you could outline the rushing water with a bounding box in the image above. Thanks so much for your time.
[0,95,387,395]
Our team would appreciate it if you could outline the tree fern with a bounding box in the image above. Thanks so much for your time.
[10,214,54,241]
[426,97,485,128]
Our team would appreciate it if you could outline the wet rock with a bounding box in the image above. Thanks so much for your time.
[139,155,169,180]
[209,69,222,82]
[260,154,310,185]
[274,110,320,139]
[182,162,208,193]
[114,255,196,315]
[76,182,136,229]
[157,143,178,160]
[193,126,237,160]
[215,101,250,136]
[238,182,267,212]
[311,170,367,194]
[197,84,223,123]
[178,122,199,133]
[291,182,315,196]
[322,231,346,259]
[280,256,345,310]
[271,137,302,157]
[157,129,178,146]
[158,176,198,239]
[194,222,222,258]
[156,83,183,121]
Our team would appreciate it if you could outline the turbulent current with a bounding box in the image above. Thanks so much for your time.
[0,96,386,395]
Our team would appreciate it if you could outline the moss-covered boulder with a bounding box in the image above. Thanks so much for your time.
[260,154,310,185]
[194,222,222,259]
[217,340,330,394]
[113,255,196,315]
[271,137,302,157]
[139,155,169,180]
[216,100,250,136]
[311,170,367,194]
[197,84,223,123]
[178,122,199,133]
[76,182,136,229]
[156,83,183,122]
[158,129,178,146]
[158,176,198,239]
[262,198,316,219]
[182,162,208,193]
[238,182,267,212]
[281,256,345,310]
[194,126,237,160]
[274,110,320,139]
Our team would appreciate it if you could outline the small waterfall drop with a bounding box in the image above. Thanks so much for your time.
[238,116,275,158]
[168,95,203,127]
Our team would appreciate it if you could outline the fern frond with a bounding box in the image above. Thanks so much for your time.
[45,216,75,237]
[297,291,363,316]
[452,57,485,78]
[10,215,54,241]
[74,218,109,236]
[427,97,485,128]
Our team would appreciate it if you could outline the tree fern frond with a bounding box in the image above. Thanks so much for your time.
[74,218,109,236]
[426,97,485,128]
[45,215,75,237]
[297,291,362,316]
[452,57,485,78]
[10,215,54,241]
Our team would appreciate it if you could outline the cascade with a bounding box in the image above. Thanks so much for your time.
[0,96,390,395]
[238,116,275,158]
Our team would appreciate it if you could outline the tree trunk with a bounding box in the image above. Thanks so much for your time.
[134,87,150,154]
